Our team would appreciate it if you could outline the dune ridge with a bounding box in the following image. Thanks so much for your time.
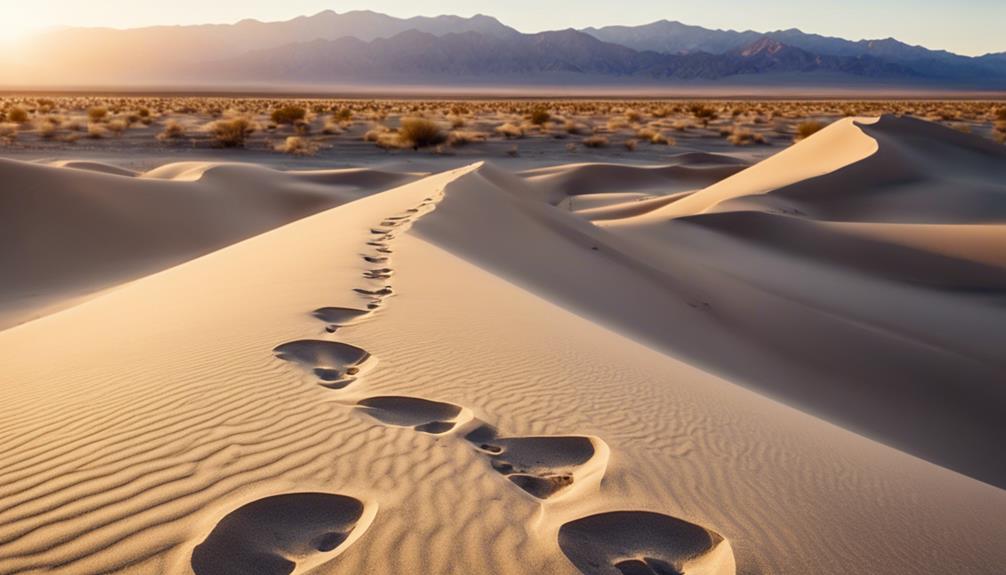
[0,116,1004,574]
[0,158,423,330]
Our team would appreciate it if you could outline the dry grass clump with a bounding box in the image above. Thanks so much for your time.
[582,135,609,148]
[106,119,128,136]
[271,105,307,125]
[398,117,446,148]
[276,136,318,156]
[529,107,551,126]
[447,130,488,147]
[650,132,675,145]
[795,120,827,141]
[210,118,256,148]
[87,124,107,139]
[495,123,524,139]
[7,107,29,123]
[728,129,767,146]
[87,107,108,123]
[157,120,186,141]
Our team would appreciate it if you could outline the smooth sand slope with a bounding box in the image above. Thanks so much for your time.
[0,116,1004,574]
[0,158,420,329]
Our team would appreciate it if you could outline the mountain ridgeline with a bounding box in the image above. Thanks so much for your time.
[8,10,1006,88]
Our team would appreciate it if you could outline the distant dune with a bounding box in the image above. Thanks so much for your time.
[0,116,1004,574]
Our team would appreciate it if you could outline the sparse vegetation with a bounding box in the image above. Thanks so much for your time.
[7,107,29,123]
[277,136,318,155]
[210,118,256,148]
[795,120,827,140]
[398,117,446,149]
[270,105,307,125]
[0,96,1002,151]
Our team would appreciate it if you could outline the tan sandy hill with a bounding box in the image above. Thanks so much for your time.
[0,158,420,329]
[0,116,1004,575]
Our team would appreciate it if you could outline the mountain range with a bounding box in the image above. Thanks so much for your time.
[6,10,1006,89]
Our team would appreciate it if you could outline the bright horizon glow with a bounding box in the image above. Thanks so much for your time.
[6,1,1005,57]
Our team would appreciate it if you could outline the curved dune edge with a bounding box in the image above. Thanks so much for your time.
[0,158,422,331]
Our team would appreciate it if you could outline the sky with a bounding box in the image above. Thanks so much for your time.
[3,0,1003,56]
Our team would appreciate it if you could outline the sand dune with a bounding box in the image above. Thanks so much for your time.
[1,116,1004,574]
[0,158,421,329]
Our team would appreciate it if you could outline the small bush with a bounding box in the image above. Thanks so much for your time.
[795,120,826,140]
[530,107,551,126]
[106,119,128,136]
[495,123,524,139]
[651,132,675,146]
[211,118,255,148]
[398,117,446,148]
[728,129,766,146]
[87,124,106,139]
[276,136,318,156]
[624,139,638,151]
[87,107,108,123]
[447,130,487,147]
[271,105,307,125]
[8,107,29,123]
[157,120,185,141]
[583,135,608,148]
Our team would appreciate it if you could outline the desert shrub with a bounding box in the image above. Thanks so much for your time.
[626,110,643,123]
[530,107,551,126]
[0,123,18,140]
[495,123,524,139]
[37,120,59,139]
[398,117,446,148]
[157,120,185,140]
[87,124,106,139]
[624,139,638,151]
[996,108,1006,122]
[564,120,586,135]
[8,107,29,123]
[447,130,487,147]
[582,135,608,148]
[650,132,675,146]
[211,118,255,148]
[271,105,307,125]
[689,103,718,122]
[333,108,353,123]
[276,136,318,156]
[106,119,128,135]
[728,129,766,146]
[87,107,108,123]
[795,120,826,140]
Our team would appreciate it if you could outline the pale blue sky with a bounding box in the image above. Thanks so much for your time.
[7,0,1003,56]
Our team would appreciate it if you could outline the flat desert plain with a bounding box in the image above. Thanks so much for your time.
[1,108,1005,575]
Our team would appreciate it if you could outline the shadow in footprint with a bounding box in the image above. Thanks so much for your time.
[273,340,371,388]
[558,511,735,575]
[465,424,602,500]
[191,492,373,575]
[363,255,389,264]
[363,269,394,280]
[312,307,371,332]
[357,396,466,434]
[354,286,393,297]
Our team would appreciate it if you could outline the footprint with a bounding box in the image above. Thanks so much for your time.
[558,511,735,575]
[356,396,471,434]
[370,228,393,235]
[363,255,389,264]
[273,340,373,388]
[191,492,375,575]
[312,307,371,332]
[354,286,393,297]
[465,424,608,500]
[363,268,393,280]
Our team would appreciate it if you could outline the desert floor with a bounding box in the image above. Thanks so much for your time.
[1,110,1004,575]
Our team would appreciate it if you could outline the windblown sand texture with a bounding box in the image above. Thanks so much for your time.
[0,115,1004,574]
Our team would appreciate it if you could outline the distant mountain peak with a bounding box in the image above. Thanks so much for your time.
[739,37,788,57]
